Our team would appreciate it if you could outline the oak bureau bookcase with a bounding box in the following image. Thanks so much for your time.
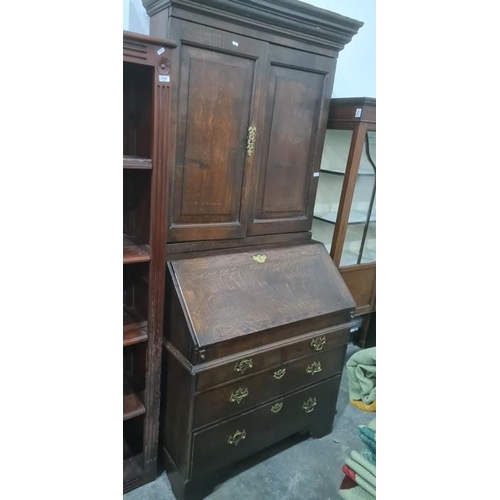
[137,1,364,498]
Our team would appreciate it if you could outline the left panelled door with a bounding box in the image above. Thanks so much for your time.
[168,20,268,242]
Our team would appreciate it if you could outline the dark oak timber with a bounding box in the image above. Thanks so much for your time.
[144,0,362,249]
[137,2,363,498]
[123,30,176,493]
[161,242,356,499]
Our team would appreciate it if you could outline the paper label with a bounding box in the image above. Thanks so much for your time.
[159,75,170,83]
[157,47,165,55]
[313,172,320,177]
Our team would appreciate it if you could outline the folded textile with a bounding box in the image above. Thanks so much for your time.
[358,420,376,465]
[351,399,376,412]
[345,460,375,496]
[346,347,376,411]
[349,450,376,484]
[339,475,376,500]
[338,420,377,499]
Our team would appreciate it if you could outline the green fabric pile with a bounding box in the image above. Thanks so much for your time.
[346,347,376,411]
[339,419,376,500]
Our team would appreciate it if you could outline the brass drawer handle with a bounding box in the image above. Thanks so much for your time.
[273,368,286,380]
[306,361,322,375]
[271,402,283,413]
[234,358,253,375]
[311,335,326,351]
[228,429,246,446]
[229,387,249,405]
[302,397,317,413]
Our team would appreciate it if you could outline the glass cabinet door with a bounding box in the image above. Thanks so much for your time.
[312,129,353,253]
[340,130,376,266]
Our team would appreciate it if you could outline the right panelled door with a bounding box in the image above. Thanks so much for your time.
[247,45,335,236]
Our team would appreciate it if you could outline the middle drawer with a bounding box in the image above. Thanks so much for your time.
[193,344,345,429]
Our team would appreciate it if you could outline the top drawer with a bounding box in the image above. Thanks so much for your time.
[196,322,353,391]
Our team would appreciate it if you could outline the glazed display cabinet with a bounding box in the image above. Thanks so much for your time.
[312,98,376,346]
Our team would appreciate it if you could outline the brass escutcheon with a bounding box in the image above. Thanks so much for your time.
[273,368,286,380]
[311,336,326,351]
[306,361,322,375]
[252,254,267,264]
[234,358,253,375]
[228,429,246,446]
[246,126,257,157]
[271,402,283,413]
[229,387,249,405]
[302,397,317,413]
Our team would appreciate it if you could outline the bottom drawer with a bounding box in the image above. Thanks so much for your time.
[191,375,341,478]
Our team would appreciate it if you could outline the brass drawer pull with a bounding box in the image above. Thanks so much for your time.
[311,335,326,351]
[271,402,283,413]
[234,358,253,375]
[306,361,322,375]
[302,397,317,413]
[273,368,286,380]
[229,387,249,404]
[227,429,246,446]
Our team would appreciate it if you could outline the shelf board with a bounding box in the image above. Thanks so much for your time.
[319,169,344,176]
[123,454,143,487]
[123,307,148,346]
[313,209,376,225]
[123,439,143,488]
[123,155,152,170]
[313,214,337,225]
[123,234,150,264]
[320,168,374,177]
[123,373,146,421]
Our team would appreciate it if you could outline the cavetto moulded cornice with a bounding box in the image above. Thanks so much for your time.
[142,0,363,52]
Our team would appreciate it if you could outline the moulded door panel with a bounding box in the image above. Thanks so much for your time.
[248,45,335,236]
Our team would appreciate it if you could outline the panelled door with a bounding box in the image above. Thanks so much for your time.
[247,45,335,236]
[168,20,268,242]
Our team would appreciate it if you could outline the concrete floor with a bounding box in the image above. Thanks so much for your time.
[125,343,374,500]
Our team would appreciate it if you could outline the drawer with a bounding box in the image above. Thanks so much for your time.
[196,349,281,391]
[194,345,346,428]
[280,345,346,394]
[195,322,352,391]
[193,368,281,428]
[191,375,341,478]
[281,325,350,361]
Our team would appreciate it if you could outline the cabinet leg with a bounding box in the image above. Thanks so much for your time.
[162,446,219,500]
[310,422,333,439]
[171,479,214,500]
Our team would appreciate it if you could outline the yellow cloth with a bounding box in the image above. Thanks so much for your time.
[351,399,376,412]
